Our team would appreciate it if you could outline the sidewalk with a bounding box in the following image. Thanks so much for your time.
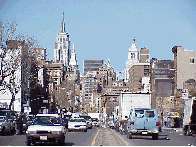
[93,127,129,146]
[162,126,183,132]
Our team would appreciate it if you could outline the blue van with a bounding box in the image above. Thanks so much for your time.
[127,108,160,140]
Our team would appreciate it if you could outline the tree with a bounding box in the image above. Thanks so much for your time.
[0,20,44,110]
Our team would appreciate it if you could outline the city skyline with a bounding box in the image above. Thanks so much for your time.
[1,0,196,75]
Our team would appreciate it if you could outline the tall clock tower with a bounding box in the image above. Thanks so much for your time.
[125,37,139,82]
[54,12,71,66]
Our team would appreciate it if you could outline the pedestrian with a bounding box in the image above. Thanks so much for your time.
[164,121,167,127]
[15,113,23,135]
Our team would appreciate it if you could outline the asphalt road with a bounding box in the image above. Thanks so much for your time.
[0,126,195,146]
[0,126,99,146]
[115,128,196,146]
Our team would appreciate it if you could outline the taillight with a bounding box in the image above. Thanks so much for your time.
[130,121,134,125]
[156,122,160,126]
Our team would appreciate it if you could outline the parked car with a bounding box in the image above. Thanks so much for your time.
[80,115,92,129]
[0,110,16,133]
[91,118,100,127]
[26,114,66,146]
[127,108,160,140]
[68,118,87,132]
[0,116,12,135]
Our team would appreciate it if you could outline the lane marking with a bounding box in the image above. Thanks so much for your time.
[91,129,100,146]
[111,129,130,146]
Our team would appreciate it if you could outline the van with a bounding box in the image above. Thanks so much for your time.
[127,108,160,140]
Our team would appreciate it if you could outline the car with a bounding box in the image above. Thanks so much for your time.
[26,114,66,146]
[68,118,87,132]
[91,118,100,127]
[80,115,92,129]
[0,116,12,135]
[0,110,16,133]
[127,108,160,140]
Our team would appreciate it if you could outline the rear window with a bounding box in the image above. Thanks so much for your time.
[135,110,144,118]
[146,111,155,118]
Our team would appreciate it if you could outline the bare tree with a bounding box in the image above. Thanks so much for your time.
[0,20,43,110]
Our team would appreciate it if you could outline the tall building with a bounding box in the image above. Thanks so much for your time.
[83,60,104,75]
[54,12,71,66]
[125,38,139,82]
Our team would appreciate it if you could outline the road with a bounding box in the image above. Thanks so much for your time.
[114,127,196,146]
[0,126,195,146]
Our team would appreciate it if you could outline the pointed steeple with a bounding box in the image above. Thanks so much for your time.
[61,12,65,33]
[133,37,136,44]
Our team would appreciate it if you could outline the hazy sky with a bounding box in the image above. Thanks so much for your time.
[1,0,196,75]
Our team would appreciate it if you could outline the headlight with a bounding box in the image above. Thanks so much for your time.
[26,130,36,134]
[52,131,61,134]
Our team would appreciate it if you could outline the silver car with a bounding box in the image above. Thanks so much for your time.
[68,118,87,132]
[26,114,65,145]
[0,116,12,135]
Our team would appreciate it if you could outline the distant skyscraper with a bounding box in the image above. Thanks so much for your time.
[83,60,104,75]
[69,43,78,68]
[54,12,71,66]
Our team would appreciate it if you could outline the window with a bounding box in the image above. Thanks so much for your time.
[190,58,194,64]
[135,110,144,118]
[146,111,155,118]
[131,53,135,59]
[144,73,149,76]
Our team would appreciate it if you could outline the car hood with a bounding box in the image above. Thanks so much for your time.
[27,125,63,131]
[69,122,86,125]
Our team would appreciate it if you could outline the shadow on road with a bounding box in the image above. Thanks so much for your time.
[65,142,75,146]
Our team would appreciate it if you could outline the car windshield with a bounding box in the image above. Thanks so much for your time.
[80,115,91,120]
[32,116,61,125]
[91,118,98,122]
[70,119,85,122]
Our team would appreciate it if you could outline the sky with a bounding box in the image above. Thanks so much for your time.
[0,0,196,76]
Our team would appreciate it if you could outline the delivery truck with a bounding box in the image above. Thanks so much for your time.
[183,97,196,136]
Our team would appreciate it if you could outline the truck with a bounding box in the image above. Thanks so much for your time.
[183,97,196,136]
[117,92,151,133]
[88,113,100,126]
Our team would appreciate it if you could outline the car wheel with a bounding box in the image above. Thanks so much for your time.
[152,133,159,140]
[26,140,31,146]
[84,129,87,132]
[68,129,71,132]
[127,132,132,139]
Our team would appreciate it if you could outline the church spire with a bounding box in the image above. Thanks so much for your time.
[61,12,65,32]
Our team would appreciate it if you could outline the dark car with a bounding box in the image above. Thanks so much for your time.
[0,110,17,133]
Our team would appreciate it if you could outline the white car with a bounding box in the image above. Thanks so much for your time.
[26,114,65,146]
[68,118,87,132]
[0,116,12,135]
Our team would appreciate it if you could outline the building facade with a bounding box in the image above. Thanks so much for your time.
[83,60,104,75]
[54,12,71,66]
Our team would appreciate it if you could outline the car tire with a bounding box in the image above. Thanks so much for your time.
[26,140,31,146]
[84,129,87,132]
[127,132,132,139]
[68,129,71,132]
[152,133,159,140]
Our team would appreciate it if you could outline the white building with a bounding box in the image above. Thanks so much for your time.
[125,38,139,82]
[54,12,71,66]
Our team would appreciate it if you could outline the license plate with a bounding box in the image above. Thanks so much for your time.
[142,132,147,134]
[40,136,47,140]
